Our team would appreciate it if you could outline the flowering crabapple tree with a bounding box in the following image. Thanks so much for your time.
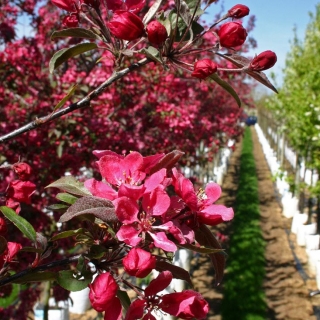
[0,0,277,319]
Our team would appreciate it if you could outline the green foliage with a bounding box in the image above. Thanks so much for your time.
[265,4,320,175]
[0,206,37,242]
[221,128,266,320]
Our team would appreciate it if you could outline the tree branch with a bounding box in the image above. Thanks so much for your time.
[0,254,81,287]
[0,58,150,144]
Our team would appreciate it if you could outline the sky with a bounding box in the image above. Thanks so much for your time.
[207,0,320,91]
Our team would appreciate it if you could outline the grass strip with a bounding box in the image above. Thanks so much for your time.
[221,127,266,320]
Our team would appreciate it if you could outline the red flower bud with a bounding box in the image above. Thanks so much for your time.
[12,162,32,181]
[191,59,217,79]
[89,273,118,312]
[146,21,168,45]
[228,4,250,19]
[218,21,247,48]
[123,248,156,278]
[51,0,76,12]
[249,50,277,71]
[62,14,79,28]
[107,10,144,41]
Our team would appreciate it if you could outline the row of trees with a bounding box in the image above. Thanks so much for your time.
[259,4,320,227]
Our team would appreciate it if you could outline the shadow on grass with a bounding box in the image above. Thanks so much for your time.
[221,127,267,320]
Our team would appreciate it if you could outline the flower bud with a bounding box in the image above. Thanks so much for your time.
[249,50,277,71]
[62,14,79,28]
[107,10,144,41]
[218,21,247,48]
[191,59,217,79]
[228,4,250,19]
[51,0,76,12]
[89,273,118,312]
[12,162,32,181]
[146,21,168,45]
[123,248,156,278]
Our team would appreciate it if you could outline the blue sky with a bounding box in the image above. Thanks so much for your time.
[208,0,320,89]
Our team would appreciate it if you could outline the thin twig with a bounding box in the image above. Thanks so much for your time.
[0,58,151,144]
[0,255,81,287]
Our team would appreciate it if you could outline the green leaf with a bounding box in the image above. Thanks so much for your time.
[140,46,163,65]
[0,283,19,307]
[0,235,7,255]
[59,196,117,223]
[195,224,225,286]
[52,84,77,113]
[209,73,241,107]
[57,270,92,291]
[51,28,101,40]
[50,228,86,241]
[20,246,43,253]
[56,192,78,204]
[46,176,91,196]
[49,42,98,73]
[13,272,57,284]
[47,203,69,211]
[117,290,131,312]
[143,0,164,24]
[0,206,37,242]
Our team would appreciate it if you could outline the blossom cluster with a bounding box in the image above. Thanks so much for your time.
[79,149,234,319]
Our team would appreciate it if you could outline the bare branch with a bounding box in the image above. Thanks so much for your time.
[0,58,150,144]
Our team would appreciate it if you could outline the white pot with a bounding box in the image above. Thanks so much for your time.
[291,212,308,234]
[307,249,320,274]
[282,195,299,218]
[305,234,320,250]
[69,287,91,314]
[297,223,317,246]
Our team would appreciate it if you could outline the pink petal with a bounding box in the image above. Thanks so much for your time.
[116,225,141,246]
[142,186,170,216]
[144,271,172,297]
[205,182,221,203]
[84,179,117,200]
[149,231,177,252]
[198,205,234,225]
[93,150,123,159]
[124,152,145,183]
[98,155,123,186]
[142,153,165,173]
[144,168,166,193]
[125,299,146,320]
[113,197,139,223]
[118,184,145,200]
[104,297,122,320]
[125,0,145,13]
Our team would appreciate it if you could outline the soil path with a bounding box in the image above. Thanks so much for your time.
[192,127,320,320]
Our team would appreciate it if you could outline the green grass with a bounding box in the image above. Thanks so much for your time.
[221,127,266,320]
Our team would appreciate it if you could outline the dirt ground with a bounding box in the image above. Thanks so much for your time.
[70,126,320,320]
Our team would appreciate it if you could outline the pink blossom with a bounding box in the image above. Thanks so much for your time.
[123,248,156,278]
[97,151,146,187]
[89,272,122,319]
[160,290,209,319]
